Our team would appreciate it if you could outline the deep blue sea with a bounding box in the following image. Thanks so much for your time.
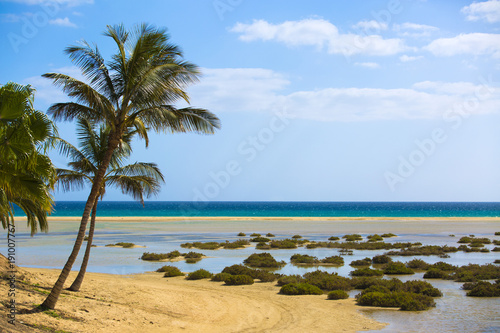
[18,201,500,217]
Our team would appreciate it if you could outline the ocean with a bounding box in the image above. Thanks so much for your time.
[22,201,500,217]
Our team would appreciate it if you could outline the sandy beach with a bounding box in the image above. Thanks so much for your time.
[1,266,386,333]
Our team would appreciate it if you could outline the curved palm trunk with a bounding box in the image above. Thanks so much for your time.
[68,197,98,292]
[41,135,119,309]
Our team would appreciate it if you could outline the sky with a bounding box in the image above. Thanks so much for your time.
[1,0,500,202]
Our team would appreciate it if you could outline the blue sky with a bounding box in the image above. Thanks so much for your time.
[1,0,500,202]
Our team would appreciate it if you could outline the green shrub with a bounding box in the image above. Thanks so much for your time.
[186,269,213,280]
[225,274,254,285]
[429,262,456,271]
[303,270,352,291]
[328,236,340,241]
[141,252,171,261]
[223,239,250,249]
[494,240,500,245]
[384,262,415,275]
[115,242,135,248]
[465,281,500,297]
[243,253,286,268]
[495,232,500,236]
[184,251,203,259]
[292,235,303,239]
[269,239,297,249]
[372,255,392,264]
[350,258,372,267]
[237,232,246,237]
[280,283,323,295]
[402,280,442,297]
[250,233,261,237]
[343,234,363,241]
[386,245,458,256]
[327,290,349,300]
[250,237,270,243]
[493,247,500,252]
[290,254,319,265]
[423,268,449,279]
[253,270,277,282]
[157,266,184,277]
[356,291,436,311]
[266,233,275,237]
[381,233,397,238]
[350,268,384,277]
[222,264,254,276]
[494,260,500,264]
[256,242,271,250]
[277,275,304,286]
[367,234,384,242]
[321,255,344,266]
[181,242,221,250]
[406,259,429,270]
[185,258,200,264]
[450,263,500,281]
[458,236,473,243]
[211,273,232,282]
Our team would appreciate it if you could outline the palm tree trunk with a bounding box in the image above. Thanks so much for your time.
[68,197,98,292]
[41,135,120,309]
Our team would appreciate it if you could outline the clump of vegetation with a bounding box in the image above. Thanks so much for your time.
[157,266,184,277]
[181,242,221,250]
[222,239,250,249]
[372,255,392,264]
[250,236,270,243]
[237,232,246,237]
[356,290,436,311]
[292,235,303,239]
[406,259,429,270]
[225,274,254,285]
[141,252,176,261]
[106,242,135,248]
[367,234,384,242]
[211,273,232,282]
[423,268,450,279]
[463,281,500,297]
[350,268,384,277]
[321,255,344,266]
[328,236,340,241]
[250,233,261,237]
[290,254,319,265]
[384,262,415,275]
[350,257,372,267]
[303,270,352,291]
[492,247,500,252]
[256,242,271,250]
[277,275,304,286]
[429,262,456,271]
[381,233,397,238]
[221,264,278,282]
[184,251,203,259]
[495,259,500,264]
[280,283,323,295]
[243,253,286,268]
[450,263,500,282]
[266,233,275,237]
[458,236,491,244]
[327,290,349,300]
[269,239,298,249]
[186,269,213,280]
[343,234,363,241]
[386,245,458,256]
[495,232,500,236]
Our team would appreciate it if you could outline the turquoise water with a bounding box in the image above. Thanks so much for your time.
[16,201,500,217]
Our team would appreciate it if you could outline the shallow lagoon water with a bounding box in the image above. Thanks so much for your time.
[2,218,500,332]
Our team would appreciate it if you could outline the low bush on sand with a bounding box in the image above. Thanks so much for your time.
[225,274,254,285]
[186,269,213,280]
[279,283,323,295]
[327,290,349,300]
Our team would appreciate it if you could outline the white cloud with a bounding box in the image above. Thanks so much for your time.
[425,33,500,57]
[352,20,388,31]
[462,0,500,23]
[399,55,423,62]
[49,17,77,28]
[1,0,93,6]
[231,19,408,56]
[186,68,500,122]
[393,22,439,38]
[24,66,86,105]
[354,62,380,69]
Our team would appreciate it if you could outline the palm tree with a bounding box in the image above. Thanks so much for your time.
[41,23,220,309]
[56,118,164,291]
[0,82,57,235]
